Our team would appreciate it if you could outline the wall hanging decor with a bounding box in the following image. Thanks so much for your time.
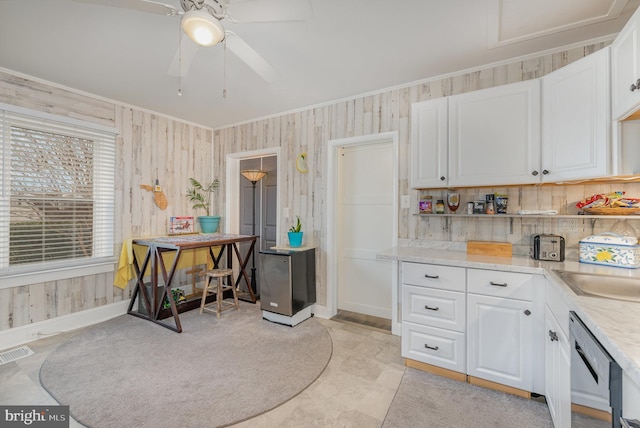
[140,179,168,210]
[296,152,308,173]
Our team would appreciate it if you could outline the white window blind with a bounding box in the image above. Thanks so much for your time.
[0,107,116,275]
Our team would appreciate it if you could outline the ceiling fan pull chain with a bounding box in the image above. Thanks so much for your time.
[178,22,183,96]
[223,37,227,99]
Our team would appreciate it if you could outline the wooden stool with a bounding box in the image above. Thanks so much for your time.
[199,268,239,318]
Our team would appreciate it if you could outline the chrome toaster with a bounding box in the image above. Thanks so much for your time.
[531,234,565,262]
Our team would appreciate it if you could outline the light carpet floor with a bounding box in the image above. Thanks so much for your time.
[39,303,332,428]
[382,368,554,428]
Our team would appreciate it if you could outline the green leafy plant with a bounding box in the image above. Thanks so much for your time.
[289,216,302,233]
[186,178,220,216]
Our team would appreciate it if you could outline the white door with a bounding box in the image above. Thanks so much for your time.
[336,141,394,319]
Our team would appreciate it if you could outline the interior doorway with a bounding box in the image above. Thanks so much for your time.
[238,155,277,297]
[327,132,399,333]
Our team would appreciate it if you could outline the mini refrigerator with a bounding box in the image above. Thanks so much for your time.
[259,247,316,326]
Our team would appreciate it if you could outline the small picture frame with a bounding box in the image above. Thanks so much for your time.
[169,216,194,235]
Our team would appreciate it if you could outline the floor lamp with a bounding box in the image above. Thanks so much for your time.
[240,169,267,296]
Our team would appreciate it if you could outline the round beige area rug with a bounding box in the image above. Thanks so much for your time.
[40,303,332,428]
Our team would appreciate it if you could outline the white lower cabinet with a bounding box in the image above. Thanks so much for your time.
[401,262,466,374]
[623,372,640,420]
[544,279,571,428]
[467,293,534,390]
[402,322,466,373]
[466,269,537,392]
[544,305,571,428]
[401,263,543,394]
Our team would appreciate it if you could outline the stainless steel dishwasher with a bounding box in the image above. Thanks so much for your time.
[259,248,316,326]
[570,311,623,428]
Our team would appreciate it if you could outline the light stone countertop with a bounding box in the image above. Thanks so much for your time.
[377,246,640,388]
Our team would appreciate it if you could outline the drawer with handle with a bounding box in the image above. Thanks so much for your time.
[402,262,465,292]
[401,322,466,373]
[402,285,465,332]
[467,268,535,300]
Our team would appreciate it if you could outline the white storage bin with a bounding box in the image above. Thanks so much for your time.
[579,233,640,269]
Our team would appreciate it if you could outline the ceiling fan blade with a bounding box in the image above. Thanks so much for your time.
[226,0,312,23]
[72,0,180,16]
[225,32,280,83]
[168,37,201,77]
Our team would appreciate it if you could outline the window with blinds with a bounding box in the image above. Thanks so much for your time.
[0,106,116,275]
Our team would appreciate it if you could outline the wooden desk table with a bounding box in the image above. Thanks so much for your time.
[127,233,257,332]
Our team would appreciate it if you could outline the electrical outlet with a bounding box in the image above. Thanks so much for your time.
[559,219,579,232]
[401,195,410,209]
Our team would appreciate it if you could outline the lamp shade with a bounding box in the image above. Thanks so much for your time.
[181,10,225,47]
[241,170,267,183]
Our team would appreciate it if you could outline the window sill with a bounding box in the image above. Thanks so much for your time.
[0,258,117,290]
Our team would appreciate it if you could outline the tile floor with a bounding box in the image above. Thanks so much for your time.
[0,314,405,428]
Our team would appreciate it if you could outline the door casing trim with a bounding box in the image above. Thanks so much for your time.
[226,148,281,237]
[326,132,400,335]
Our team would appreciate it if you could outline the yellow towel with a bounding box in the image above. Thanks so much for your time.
[113,239,219,289]
[113,239,134,289]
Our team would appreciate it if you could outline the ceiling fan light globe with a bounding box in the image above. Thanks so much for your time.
[181,10,224,47]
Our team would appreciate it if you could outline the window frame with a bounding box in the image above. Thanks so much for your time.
[0,102,118,290]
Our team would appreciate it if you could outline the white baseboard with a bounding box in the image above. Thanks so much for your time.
[310,304,333,319]
[0,300,130,351]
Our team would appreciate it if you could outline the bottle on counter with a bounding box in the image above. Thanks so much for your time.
[436,199,445,214]
[485,194,495,215]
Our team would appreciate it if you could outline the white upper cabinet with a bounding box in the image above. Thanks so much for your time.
[541,47,610,182]
[448,80,541,187]
[410,98,448,188]
[612,6,640,120]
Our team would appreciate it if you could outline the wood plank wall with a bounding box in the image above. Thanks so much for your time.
[213,41,635,307]
[1,40,637,332]
[0,71,213,331]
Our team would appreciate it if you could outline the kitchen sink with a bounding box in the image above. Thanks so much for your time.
[554,270,640,302]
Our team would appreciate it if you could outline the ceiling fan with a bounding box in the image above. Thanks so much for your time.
[74,0,313,84]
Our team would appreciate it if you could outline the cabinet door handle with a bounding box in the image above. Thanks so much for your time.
[424,305,440,311]
[424,274,440,279]
[548,329,558,342]
[440,176,446,181]
[424,344,439,351]
[531,170,539,176]
[489,281,508,287]
[524,309,532,316]
[542,169,549,175]
[575,343,599,383]
[631,79,640,92]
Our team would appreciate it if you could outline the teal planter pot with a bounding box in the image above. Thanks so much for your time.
[288,231,303,248]
[198,216,220,234]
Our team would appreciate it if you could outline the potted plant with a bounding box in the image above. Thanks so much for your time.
[187,177,220,233]
[288,216,303,247]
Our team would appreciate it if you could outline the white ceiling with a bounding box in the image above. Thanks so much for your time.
[0,0,638,129]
